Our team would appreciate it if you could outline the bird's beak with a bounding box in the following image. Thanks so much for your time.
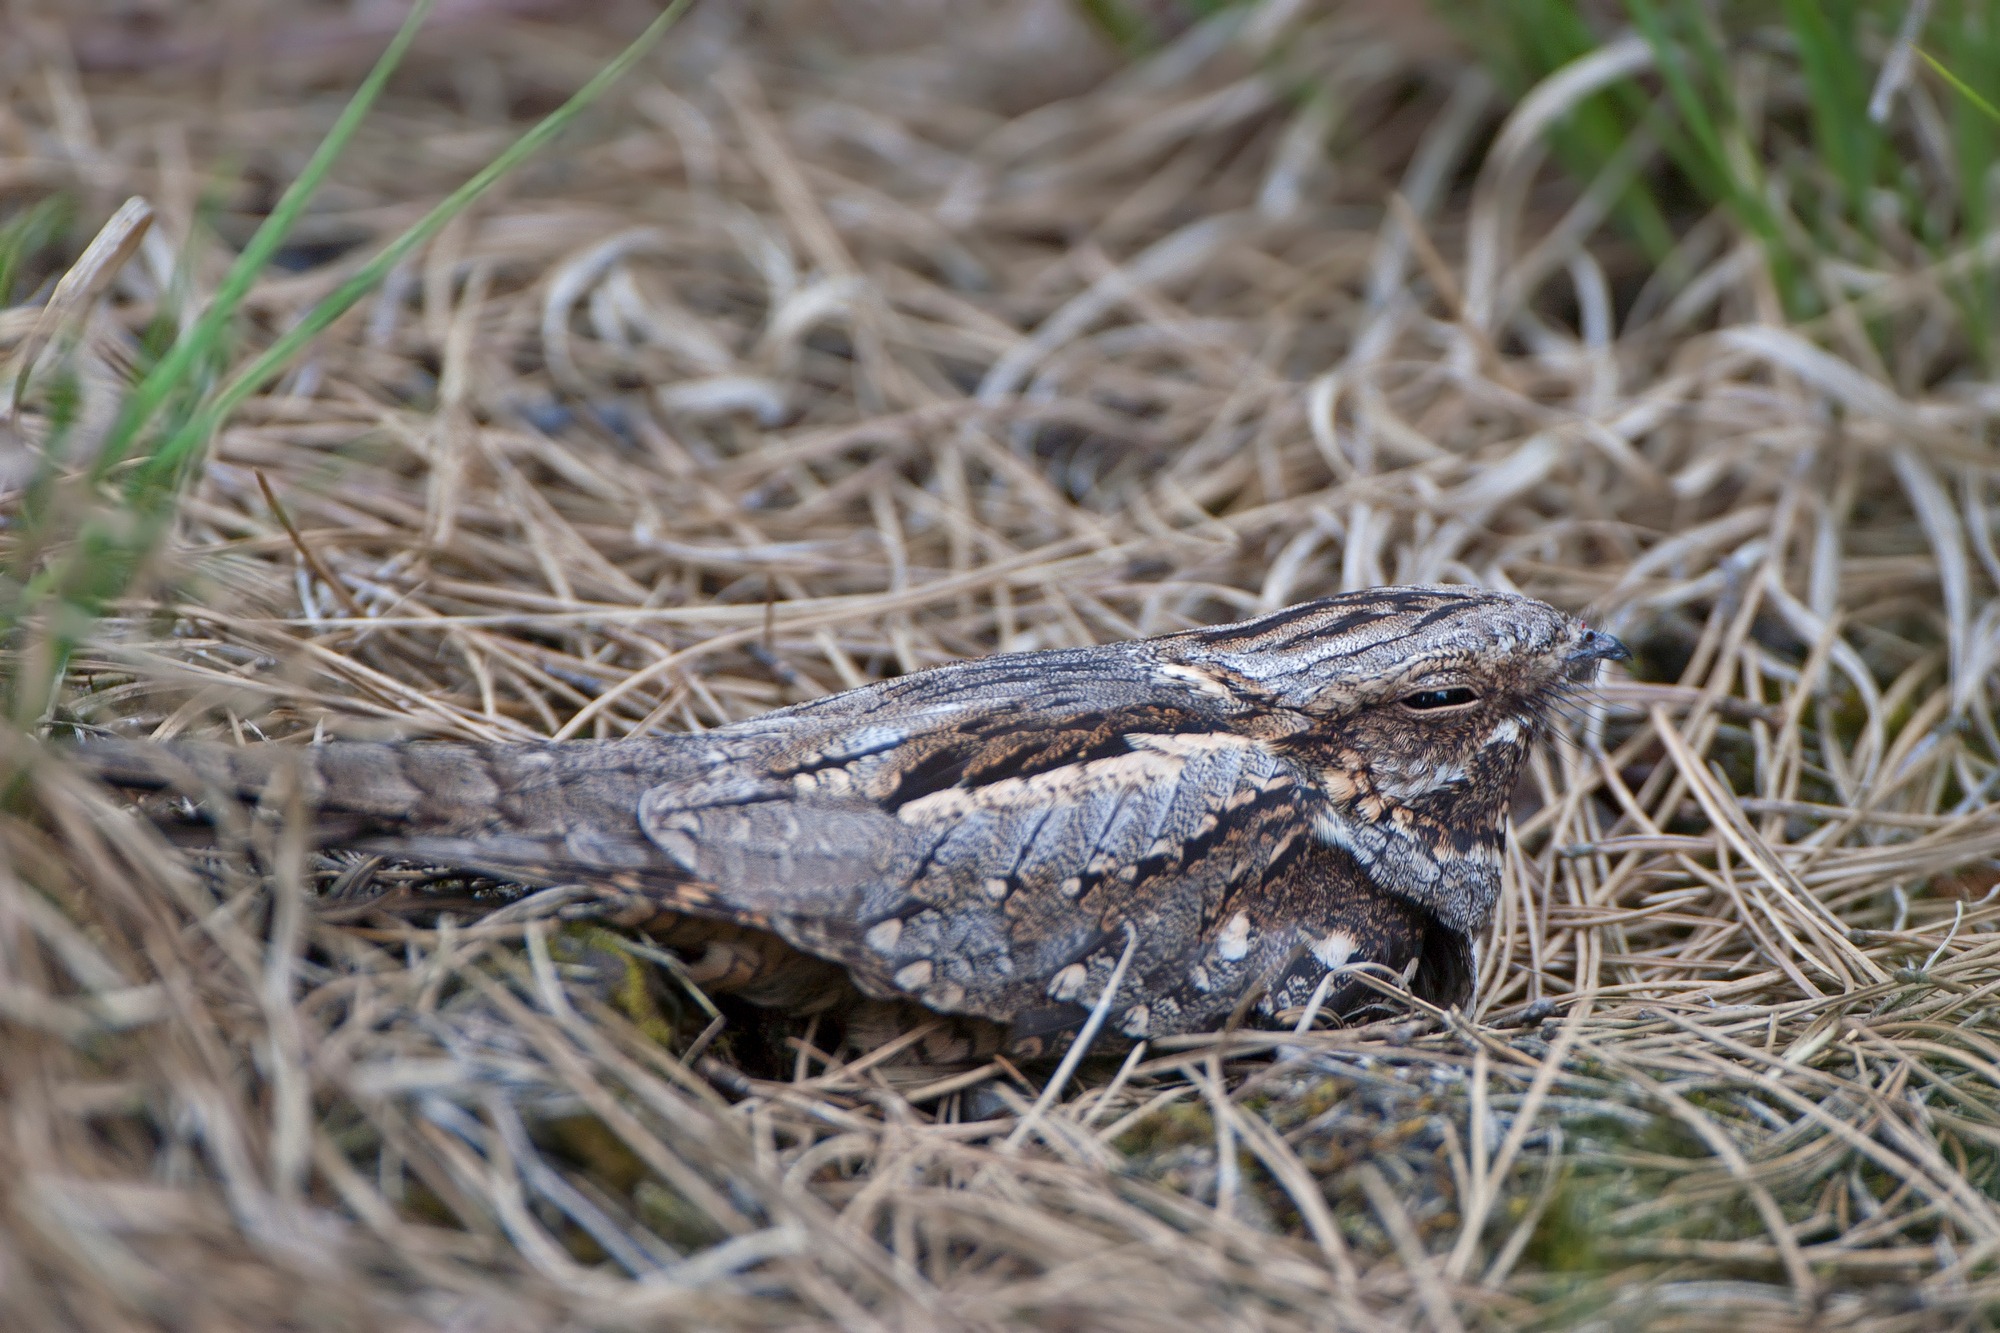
[1566,627,1631,671]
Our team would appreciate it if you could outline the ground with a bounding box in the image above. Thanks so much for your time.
[1,1,1997,1328]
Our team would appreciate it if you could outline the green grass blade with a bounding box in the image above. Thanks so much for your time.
[1921,46,2000,126]
[1431,0,1677,259]
[1924,15,2000,371]
[1623,0,1804,308]
[0,197,76,307]
[1784,0,1880,212]
[136,0,697,492]
[94,0,439,475]
[7,0,694,728]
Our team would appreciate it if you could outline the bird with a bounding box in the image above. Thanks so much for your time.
[77,585,1626,1054]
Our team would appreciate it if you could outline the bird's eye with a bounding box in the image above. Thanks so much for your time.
[1401,687,1479,711]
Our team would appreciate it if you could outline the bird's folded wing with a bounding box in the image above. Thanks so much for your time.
[636,653,1318,1026]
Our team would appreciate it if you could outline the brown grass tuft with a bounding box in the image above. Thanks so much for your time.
[3,2,1999,1327]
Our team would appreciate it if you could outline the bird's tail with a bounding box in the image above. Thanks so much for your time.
[81,737,479,827]
[73,737,682,892]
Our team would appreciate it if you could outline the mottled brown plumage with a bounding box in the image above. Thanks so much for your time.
[79,585,1625,1052]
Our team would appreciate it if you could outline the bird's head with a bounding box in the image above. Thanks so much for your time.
[1177,585,1627,935]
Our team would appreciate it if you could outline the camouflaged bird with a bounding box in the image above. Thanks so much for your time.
[81,585,1625,1052]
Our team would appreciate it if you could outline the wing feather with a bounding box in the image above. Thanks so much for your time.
[634,647,1320,1029]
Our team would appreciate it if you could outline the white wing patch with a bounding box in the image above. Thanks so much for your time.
[1215,910,1252,962]
[1311,929,1356,969]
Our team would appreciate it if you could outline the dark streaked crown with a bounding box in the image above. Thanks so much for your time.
[1170,585,1618,712]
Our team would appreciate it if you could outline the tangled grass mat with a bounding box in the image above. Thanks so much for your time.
[3,2,1999,1327]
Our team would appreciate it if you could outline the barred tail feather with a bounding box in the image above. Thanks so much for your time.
[73,737,694,894]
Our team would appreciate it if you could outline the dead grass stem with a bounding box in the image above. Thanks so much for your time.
[3,2,1999,1327]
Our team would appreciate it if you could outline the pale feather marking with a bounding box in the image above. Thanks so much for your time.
[1154,662,1234,697]
[893,749,1189,823]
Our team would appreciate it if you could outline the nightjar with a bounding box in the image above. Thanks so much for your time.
[80,585,1625,1052]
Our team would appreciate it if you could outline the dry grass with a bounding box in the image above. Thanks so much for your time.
[3,1,2000,1327]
